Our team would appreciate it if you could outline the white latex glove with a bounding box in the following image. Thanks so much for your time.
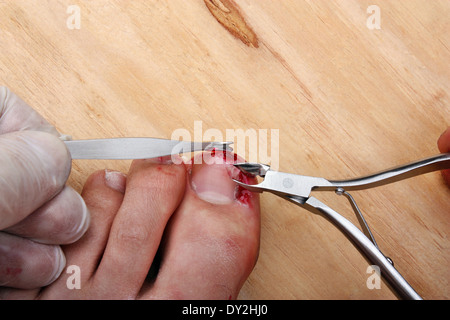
[0,87,90,289]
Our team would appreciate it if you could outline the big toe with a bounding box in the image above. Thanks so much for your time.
[146,151,260,300]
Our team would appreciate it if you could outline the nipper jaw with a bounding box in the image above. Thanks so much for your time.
[232,162,332,204]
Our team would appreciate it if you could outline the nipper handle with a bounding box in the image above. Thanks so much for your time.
[298,196,423,300]
[327,153,450,190]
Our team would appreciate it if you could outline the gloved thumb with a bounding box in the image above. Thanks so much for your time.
[0,130,71,229]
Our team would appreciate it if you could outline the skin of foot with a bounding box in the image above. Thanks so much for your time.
[0,151,260,300]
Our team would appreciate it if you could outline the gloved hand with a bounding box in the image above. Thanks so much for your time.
[0,87,90,289]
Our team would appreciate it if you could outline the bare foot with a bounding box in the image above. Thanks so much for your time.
[0,151,260,299]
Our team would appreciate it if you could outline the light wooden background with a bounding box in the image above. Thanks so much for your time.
[0,0,448,299]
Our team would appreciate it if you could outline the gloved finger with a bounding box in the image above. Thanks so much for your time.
[0,131,71,230]
[0,232,65,289]
[0,87,61,136]
[5,186,90,245]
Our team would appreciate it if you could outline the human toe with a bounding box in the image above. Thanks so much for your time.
[145,151,260,299]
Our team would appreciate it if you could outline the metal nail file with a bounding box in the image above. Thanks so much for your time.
[64,138,232,160]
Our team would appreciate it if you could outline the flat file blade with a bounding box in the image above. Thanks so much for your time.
[64,138,232,160]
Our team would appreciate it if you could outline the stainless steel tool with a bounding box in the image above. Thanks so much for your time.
[233,153,450,300]
[64,138,232,160]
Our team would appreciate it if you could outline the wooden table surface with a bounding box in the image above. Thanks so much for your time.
[0,0,448,299]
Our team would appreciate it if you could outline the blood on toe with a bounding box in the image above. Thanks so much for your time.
[234,170,253,207]
[209,149,254,206]
[193,149,255,206]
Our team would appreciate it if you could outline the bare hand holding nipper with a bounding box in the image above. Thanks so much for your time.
[233,153,450,300]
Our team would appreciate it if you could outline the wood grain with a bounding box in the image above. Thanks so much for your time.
[0,0,448,299]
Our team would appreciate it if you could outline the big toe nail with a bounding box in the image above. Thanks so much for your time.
[190,151,246,205]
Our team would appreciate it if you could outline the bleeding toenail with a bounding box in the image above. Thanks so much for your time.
[190,152,236,204]
[104,169,127,193]
[190,150,250,205]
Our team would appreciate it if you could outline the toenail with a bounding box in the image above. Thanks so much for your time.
[104,169,127,193]
[190,151,241,205]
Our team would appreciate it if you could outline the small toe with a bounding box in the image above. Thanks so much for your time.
[38,169,126,299]
[92,159,186,299]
